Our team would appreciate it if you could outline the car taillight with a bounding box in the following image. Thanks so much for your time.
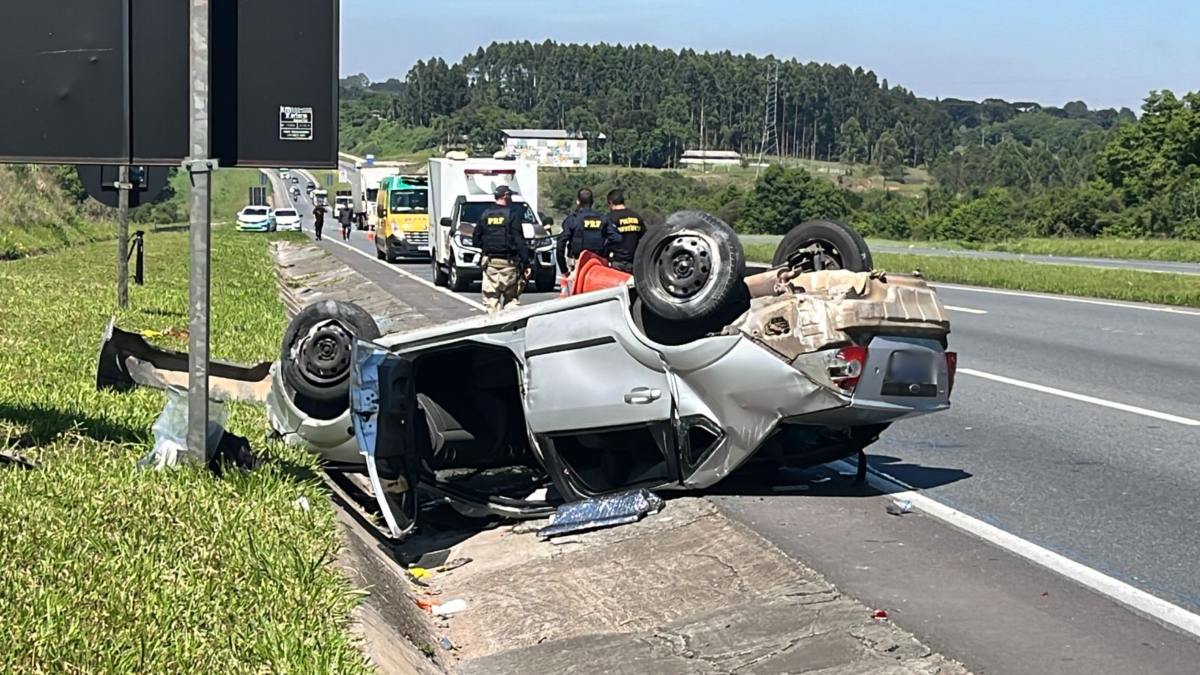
[945,352,958,395]
[830,346,868,392]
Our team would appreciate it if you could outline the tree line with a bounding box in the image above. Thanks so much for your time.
[340,41,1198,241]
[340,41,1131,170]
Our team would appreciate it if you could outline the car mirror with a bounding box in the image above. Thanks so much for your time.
[440,217,453,227]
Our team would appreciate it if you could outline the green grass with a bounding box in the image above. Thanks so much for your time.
[166,168,273,225]
[1,169,270,261]
[744,242,1200,307]
[0,217,114,261]
[867,237,1200,263]
[0,226,370,672]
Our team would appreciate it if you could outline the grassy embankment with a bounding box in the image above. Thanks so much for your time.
[0,168,269,260]
[743,243,1200,308]
[0,226,369,672]
[0,166,112,260]
[869,237,1200,263]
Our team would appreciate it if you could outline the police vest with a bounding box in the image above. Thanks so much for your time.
[570,209,606,256]
[477,207,514,255]
[608,212,646,262]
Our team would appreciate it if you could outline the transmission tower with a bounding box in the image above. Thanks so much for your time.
[757,62,780,177]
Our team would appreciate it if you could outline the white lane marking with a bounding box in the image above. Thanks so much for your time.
[831,459,1200,640]
[320,233,486,311]
[944,305,988,315]
[932,283,1200,317]
[960,368,1200,426]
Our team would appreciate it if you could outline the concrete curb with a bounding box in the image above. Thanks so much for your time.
[270,240,447,674]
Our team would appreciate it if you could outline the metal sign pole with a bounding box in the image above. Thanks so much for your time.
[186,0,213,458]
[116,165,130,308]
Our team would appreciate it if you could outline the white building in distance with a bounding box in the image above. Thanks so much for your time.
[501,129,588,168]
[680,149,742,167]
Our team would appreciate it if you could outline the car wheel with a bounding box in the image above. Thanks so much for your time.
[431,253,449,287]
[448,264,471,292]
[633,210,746,323]
[280,300,381,404]
[771,220,873,271]
[376,247,385,260]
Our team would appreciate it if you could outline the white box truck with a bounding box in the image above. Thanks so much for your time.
[428,155,557,292]
[359,166,402,229]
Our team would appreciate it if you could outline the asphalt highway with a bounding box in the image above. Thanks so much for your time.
[267,170,1200,673]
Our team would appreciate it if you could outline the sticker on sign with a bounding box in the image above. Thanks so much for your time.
[279,106,314,141]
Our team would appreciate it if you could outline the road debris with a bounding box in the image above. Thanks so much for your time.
[437,558,472,573]
[1,450,39,470]
[439,636,455,651]
[537,488,665,540]
[293,496,311,512]
[415,597,441,612]
[433,599,468,616]
[139,388,226,470]
[872,609,890,621]
[886,499,913,516]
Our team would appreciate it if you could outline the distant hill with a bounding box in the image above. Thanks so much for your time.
[338,41,1136,170]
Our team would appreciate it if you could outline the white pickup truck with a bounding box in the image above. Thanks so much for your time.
[428,155,557,292]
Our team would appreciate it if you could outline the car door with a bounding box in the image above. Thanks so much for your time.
[523,297,677,497]
[524,298,672,432]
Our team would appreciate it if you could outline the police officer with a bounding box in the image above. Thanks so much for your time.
[337,205,353,241]
[471,186,530,313]
[312,203,327,241]
[602,188,646,273]
[556,188,611,275]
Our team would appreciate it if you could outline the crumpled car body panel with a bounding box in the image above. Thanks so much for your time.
[96,269,952,538]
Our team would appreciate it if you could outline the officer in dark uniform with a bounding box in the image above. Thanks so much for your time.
[602,188,647,273]
[471,186,530,312]
[312,204,327,241]
[556,188,610,275]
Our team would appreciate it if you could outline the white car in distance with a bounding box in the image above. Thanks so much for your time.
[273,208,302,232]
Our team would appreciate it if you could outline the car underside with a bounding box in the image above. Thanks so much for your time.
[98,214,954,539]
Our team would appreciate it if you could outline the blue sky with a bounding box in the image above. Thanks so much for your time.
[341,0,1198,111]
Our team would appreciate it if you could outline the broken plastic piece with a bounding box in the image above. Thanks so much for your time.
[886,499,912,516]
[439,636,454,651]
[408,567,432,581]
[872,609,889,620]
[433,599,468,616]
[1,450,38,470]
[537,488,665,540]
[437,558,472,573]
[293,496,311,512]
[140,388,227,469]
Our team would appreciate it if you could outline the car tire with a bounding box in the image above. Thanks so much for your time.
[376,245,385,260]
[432,254,449,287]
[448,264,471,292]
[633,210,745,323]
[534,267,557,292]
[280,300,380,404]
[771,220,873,271]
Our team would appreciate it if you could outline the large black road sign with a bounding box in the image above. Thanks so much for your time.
[0,0,338,168]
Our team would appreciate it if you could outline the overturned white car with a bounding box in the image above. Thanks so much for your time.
[99,214,954,538]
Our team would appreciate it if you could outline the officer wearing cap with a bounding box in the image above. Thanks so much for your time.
[556,188,612,275]
[471,185,530,313]
[602,188,646,273]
